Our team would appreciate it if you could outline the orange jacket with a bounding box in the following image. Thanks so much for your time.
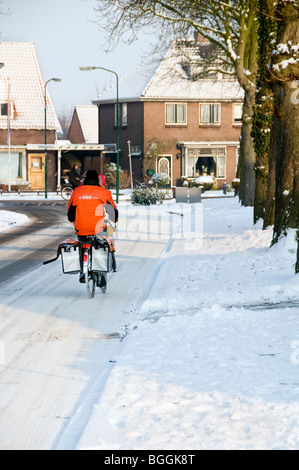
[67,184,118,236]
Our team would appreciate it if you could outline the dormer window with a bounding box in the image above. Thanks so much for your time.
[183,62,219,80]
[0,101,14,119]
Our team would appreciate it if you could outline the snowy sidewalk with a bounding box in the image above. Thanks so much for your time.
[73,198,299,450]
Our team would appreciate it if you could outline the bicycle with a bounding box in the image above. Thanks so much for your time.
[80,235,113,298]
[80,220,117,298]
[43,221,117,299]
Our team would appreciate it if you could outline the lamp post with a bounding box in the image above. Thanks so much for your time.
[79,66,119,203]
[44,77,61,198]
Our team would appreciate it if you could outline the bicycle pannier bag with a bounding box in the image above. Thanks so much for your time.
[61,243,81,274]
[91,245,112,272]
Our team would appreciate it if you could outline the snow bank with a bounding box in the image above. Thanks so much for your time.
[0,210,29,233]
[74,198,299,450]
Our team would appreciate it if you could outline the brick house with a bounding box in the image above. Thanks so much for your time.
[93,36,244,188]
[0,43,104,191]
[0,42,61,191]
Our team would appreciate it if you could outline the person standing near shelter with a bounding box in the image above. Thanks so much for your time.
[68,164,81,189]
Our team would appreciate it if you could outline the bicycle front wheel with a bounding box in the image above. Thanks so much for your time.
[61,186,73,200]
[85,271,96,299]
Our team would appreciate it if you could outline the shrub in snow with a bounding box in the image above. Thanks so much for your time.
[232,178,240,195]
[131,186,168,205]
[232,178,240,188]
[194,175,215,191]
[150,172,170,186]
[104,163,131,189]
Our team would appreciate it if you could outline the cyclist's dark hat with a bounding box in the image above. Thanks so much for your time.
[86,170,98,181]
[84,170,99,185]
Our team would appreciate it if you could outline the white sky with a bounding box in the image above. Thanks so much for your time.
[0,0,154,113]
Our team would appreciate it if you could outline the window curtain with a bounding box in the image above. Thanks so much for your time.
[0,153,21,183]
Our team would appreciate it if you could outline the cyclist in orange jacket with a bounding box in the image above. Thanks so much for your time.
[67,169,118,285]
[67,169,118,236]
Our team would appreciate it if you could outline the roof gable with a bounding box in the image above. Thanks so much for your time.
[141,40,244,101]
[0,42,60,130]
[74,105,98,143]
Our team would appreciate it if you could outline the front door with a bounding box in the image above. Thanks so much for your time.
[157,156,172,188]
[28,154,45,189]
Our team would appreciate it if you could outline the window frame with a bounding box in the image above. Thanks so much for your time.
[233,103,243,126]
[0,151,24,183]
[0,101,14,119]
[122,103,127,127]
[165,103,187,125]
[185,147,226,179]
[199,103,221,126]
[115,103,128,127]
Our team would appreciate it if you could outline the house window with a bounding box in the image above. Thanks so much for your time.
[183,62,220,80]
[233,103,243,125]
[131,145,142,155]
[0,101,14,119]
[166,103,186,124]
[186,147,226,178]
[115,103,128,126]
[200,104,220,125]
[0,152,23,183]
[104,143,117,152]
[122,103,127,126]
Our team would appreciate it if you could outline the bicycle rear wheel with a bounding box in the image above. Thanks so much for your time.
[85,271,96,298]
[83,247,96,299]
[100,273,107,293]
[61,186,73,200]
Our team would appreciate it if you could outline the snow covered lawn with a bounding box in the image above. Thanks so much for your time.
[75,197,299,450]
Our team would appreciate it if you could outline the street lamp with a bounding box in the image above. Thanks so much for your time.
[44,77,61,198]
[79,66,119,203]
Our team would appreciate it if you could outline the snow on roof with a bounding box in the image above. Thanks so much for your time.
[0,42,60,130]
[94,39,244,104]
[142,40,244,101]
[92,57,162,104]
[75,105,98,143]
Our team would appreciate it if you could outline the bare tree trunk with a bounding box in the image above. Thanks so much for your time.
[263,134,276,228]
[271,2,299,251]
[235,2,258,207]
[238,92,256,206]
[273,81,299,240]
[253,0,277,224]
